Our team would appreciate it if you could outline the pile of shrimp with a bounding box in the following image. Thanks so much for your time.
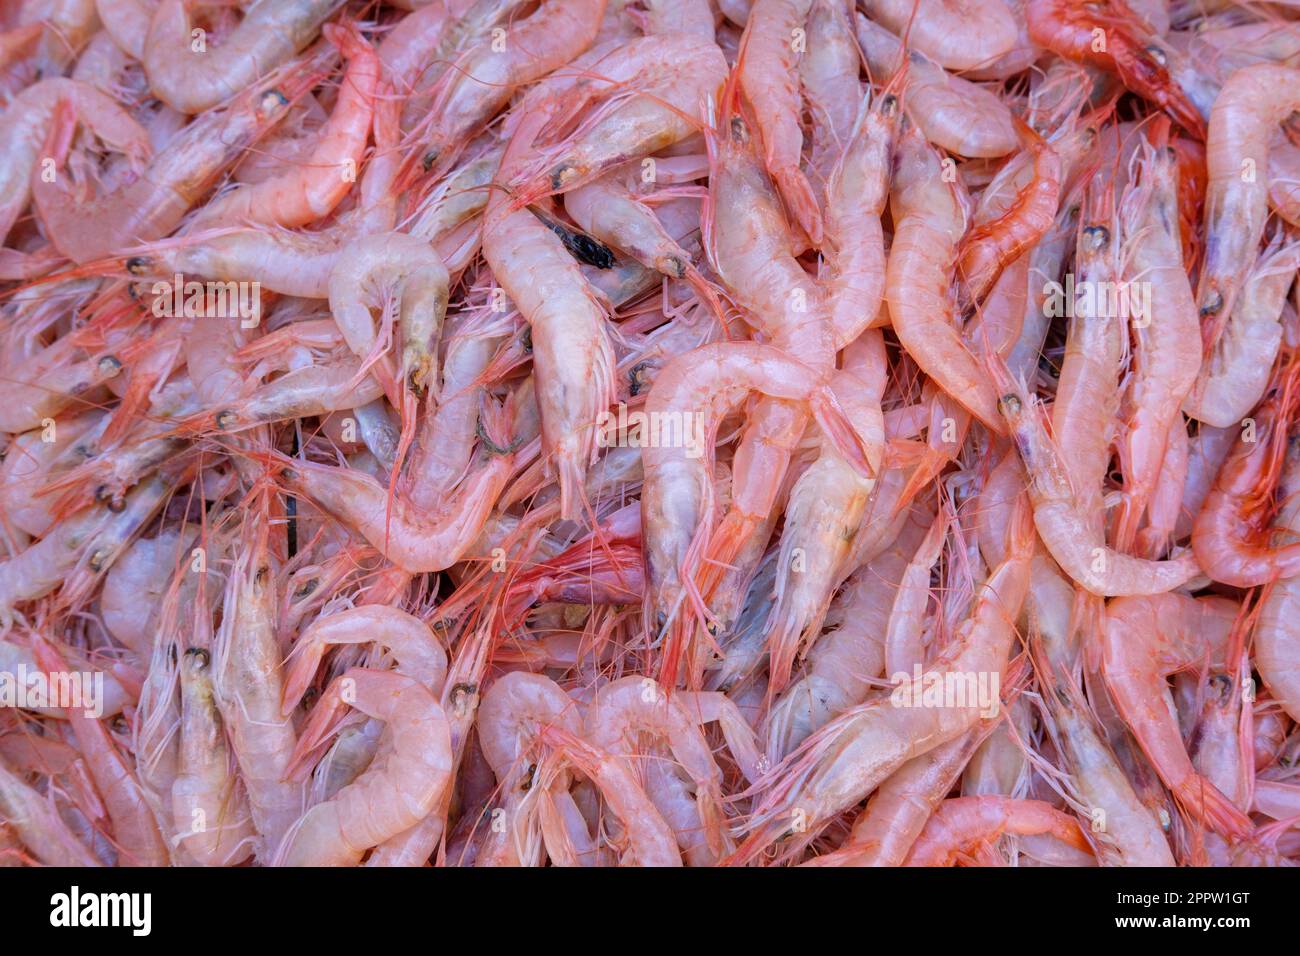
[2,0,1300,869]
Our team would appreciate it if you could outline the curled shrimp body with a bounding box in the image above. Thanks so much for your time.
[860,0,1017,71]
[34,53,330,263]
[854,17,1019,160]
[584,677,729,862]
[994,376,1199,596]
[0,77,150,248]
[1192,393,1300,588]
[276,669,453,866]
[1198,64,1300,329]
[327,231,450,400]
[1256,438,1300,723]
[281,606,449,715]
[903,796,1094,866]
[144,0,341,114]
[1101,593,1253,838]
[887,127,1004,432]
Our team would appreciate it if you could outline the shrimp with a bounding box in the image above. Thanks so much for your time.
[34,49,332,263]
[537,724,682,866]
[509,32,726,201]
[0,757,101,866]
[1192,383,1300,587]
[211,500,304,858]
[797,0,862,187]
[854,16,1019,160]
[0,78,150,248]
[1257,435,1300,722]
[475,671,583,866]
[732,500,1032,863]
[1198,64,1300,331]
[735,0,824,243]
[993,371,1199,596]
[1183,236,1300,429]
[640,342,871,685]
[193,21,379,229]
[859,0,1017,71]
[275,669,453,866]
[887,126,1004,432]
[172,647,257,867]
[1114,127,1202,551]
[405,0,607,176]
[327,231,450,402]
[1101,592,1253,838]
[1026,0,1206,139]
[143,0,341,114]
[281,606,449,715]
[903,796,1094,866]
[30,634,170,866]
[584,676,729,862]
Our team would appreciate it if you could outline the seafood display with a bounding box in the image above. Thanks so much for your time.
[4,0,1300,868]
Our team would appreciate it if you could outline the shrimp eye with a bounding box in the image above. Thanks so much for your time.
[294,578,319,599]
[1199,290,1223,317]
[88,549,108,572]
[1143,44,1166,65]
[110,716,129,734]
[215,409,238,430]
[998,394,1022,415]
[629,361,652,397]
[98,355,123,377]
[422,150,438,171]
[185,647,211,670]
[255,565,270,586]
[551,164,578,190]
[1081,225,1110,249]
[879,94,898,116]
[302,687,319,709]
[125,256,151,276]
[519,327,533,354]
[258,90,289,116]
[730,116,748,143]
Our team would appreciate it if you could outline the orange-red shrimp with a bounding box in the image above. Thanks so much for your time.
[1026,0,1207,139]
[1192,382,1300,587]
[1102,592,1254,838]
[903,796,1095,866]
[958,122,1062,305]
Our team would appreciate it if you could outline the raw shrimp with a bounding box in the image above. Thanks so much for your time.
[144,0,341,114]
[1102,592,1253,837]
[860,0,1017,71]
[1257,436,1300,722]
[275,669,453,866]
[903,796,1093,866]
